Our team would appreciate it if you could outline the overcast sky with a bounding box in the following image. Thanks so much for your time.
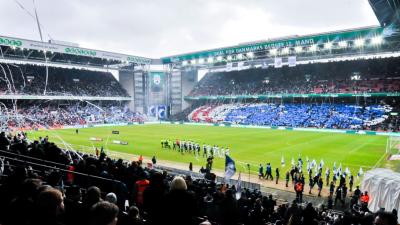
[1,0,379,58]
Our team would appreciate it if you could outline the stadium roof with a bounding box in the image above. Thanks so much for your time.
[161,25,400,65]
[0,35,154,68]
[369,0,400,27]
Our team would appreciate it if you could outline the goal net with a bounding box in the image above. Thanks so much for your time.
[386,136,400,157]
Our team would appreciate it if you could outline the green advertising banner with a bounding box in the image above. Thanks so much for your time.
[161,26,399,64]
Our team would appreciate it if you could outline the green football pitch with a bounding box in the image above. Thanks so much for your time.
[27,124,389,176]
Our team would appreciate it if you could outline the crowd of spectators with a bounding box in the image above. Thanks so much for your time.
[0,133,399,225]
[189,57,400,97]
[0,101,147,130]
[0,63,129,97]
[188,103,395,131]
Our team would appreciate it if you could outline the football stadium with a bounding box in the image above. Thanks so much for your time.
[1,1,400,225]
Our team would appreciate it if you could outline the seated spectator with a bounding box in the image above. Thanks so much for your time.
[32,188,65,225]
[163,176,197,225]
[89,201,119,225]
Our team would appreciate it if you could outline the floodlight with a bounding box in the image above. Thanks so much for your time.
[309,44,317,52]
[354,39,364,47]
[198,58,205,64]
[270,49,277,55]
[247,52,254,58]
[236,54,243,60]
[182,61,188,66]
[226,55,233,61]
[324,42,332,49]
[216,56,223,61]
[295,46,302,52]
[371,36,383,45]
[338,41,347,48]
[190,59,196,64]
[282,47,289,54]
[207,57,214,63]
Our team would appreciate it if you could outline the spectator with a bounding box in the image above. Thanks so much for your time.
[89,201,119,225]
[32,188,65,225]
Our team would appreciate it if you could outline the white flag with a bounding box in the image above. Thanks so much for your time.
[319,159,324,169]
[357,167,364,178]
[235,173,242,200]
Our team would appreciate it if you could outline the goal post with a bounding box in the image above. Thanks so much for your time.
[386,136,400,155]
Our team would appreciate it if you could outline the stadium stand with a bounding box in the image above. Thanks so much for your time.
[0,63,129,97]
[189,57,400,97]
[0,133,398,225]
[0,101,147,130]
[188,103,395,131]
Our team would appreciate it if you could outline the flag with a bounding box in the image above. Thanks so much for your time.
[311,159,316,169]
[345,167,350,175]
[325,168,330,177]
[235,172,242,200]
[333,162,337,174]
[225,155,236,182]
[281,155,285,167]
[336,163,342,178]
[319,159,324,169]
[298,157,303,168]
[357,167,364,178]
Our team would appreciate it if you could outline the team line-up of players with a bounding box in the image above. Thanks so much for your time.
[161,139,230,157]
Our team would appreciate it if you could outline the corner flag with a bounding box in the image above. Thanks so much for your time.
[225,154,236,182]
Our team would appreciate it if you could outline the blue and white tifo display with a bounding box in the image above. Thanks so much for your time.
[148,105,167,119]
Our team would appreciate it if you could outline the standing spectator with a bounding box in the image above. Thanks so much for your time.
[275,167,280,184]
[342,184,348,204]
[295,181,303,203]
[329,181,335,197]
[0,131,10,150]
[354,186,361,199]
[349,175,354,192]
[285,171,290,187]
[133,174,150,207]
[317,177,323,197]
[335,186,344,206]
[189,162,193,171]
[265,163,273,181]
[308,177,314,194]
[258,164,264,179]
[325,168,330,186]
